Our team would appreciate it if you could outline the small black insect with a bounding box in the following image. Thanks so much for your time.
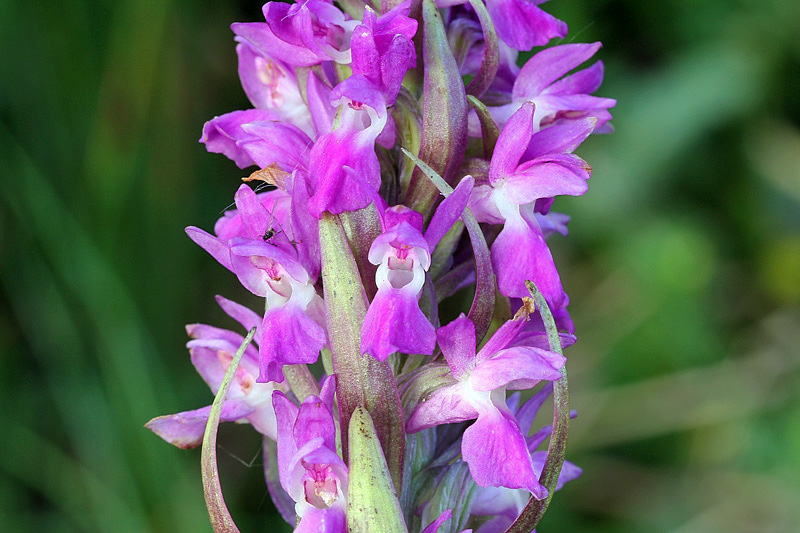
[262,228,278,241]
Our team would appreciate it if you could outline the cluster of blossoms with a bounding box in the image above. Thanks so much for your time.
[147,0,613,531]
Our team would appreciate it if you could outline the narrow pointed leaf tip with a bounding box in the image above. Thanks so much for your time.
[201,326,256,533]
[347,407,408,533]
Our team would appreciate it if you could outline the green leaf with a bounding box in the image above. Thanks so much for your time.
[347,407,408,533]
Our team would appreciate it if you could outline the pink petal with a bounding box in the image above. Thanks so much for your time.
[361,286,435,361]
[145,401,255,449]
[258,303,326,382]
[462,405,546,497]
[469,346,565,392]
[406,382,479,433]
[513,43,602,99]
[436,314,477,380]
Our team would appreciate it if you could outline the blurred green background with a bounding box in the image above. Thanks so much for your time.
[1,0,798,531]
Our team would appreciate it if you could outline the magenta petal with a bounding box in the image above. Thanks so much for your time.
[489,103,534,184]
[383,204,424,233]
[421,509,452,533]
[200,109,278,168]
[232,21,321,67]
[306,72,334,138]
[503,160,589,204]
[424,176,474,250]
[436,314,477,380]
[145,401,255,449]
[185,226,233,272]
[525,117,597,158]
[294,396,337,452]
[492,212,565,307]
[468,184,504,225]
[406,382,479,433]
[513,42,602,99]
[462,405,545,497]
[239,121,313,171]
[273,390,299,494]
[290,173,322,280]
[215,295,262,333]
[233,184,271,240]
[295,506,346,533]
[361,286,435,360]
[258,304,326,382]
[475,316,525,363]
[486,0,567,51]
[469,346,565,392]
[307,131,381,218]
[229,240,309,296]
[546,60,605,96]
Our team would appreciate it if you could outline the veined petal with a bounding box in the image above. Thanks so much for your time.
[462,404,545,497]
[295,506,346,533]
[437,314,477,380]
[469,346,565,391]
[200,109,278,168]
[492,207,565,307]
[294,396,337,453]
[524,117,597,158]
[233,184,271,240]
[145,400,255,449]
[239,121,313,172]
[185,226,233,272]
[502,160,589,204]
[361,286,435,361]
[486,0,567,51]
[406,382,480,433]
[489,102,535,185]
[258,303,326,382]
[307,129,382,218]
[468,183,504,225]
[306,72,334,139]
[425,176,474,250]
[545,60,605,96]
[232,21,321,67]
[513,42,602,99]
[273,390,300,496]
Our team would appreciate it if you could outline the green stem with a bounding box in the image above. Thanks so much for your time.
[283,364,320,401]
[504,281,570,533]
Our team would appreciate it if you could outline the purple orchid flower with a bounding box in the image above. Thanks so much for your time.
[470,42,616,136]
[232,0,359,67]
[186,184,327,383]
[145,315,284,447]
[361,205,434,360]
[200,38,317,168]
[469,102,595,307]
[407,313,565,496]
[306,75,388,217]
[350,2,417,106]
[361,177,474,360]
[273,377,348,533]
